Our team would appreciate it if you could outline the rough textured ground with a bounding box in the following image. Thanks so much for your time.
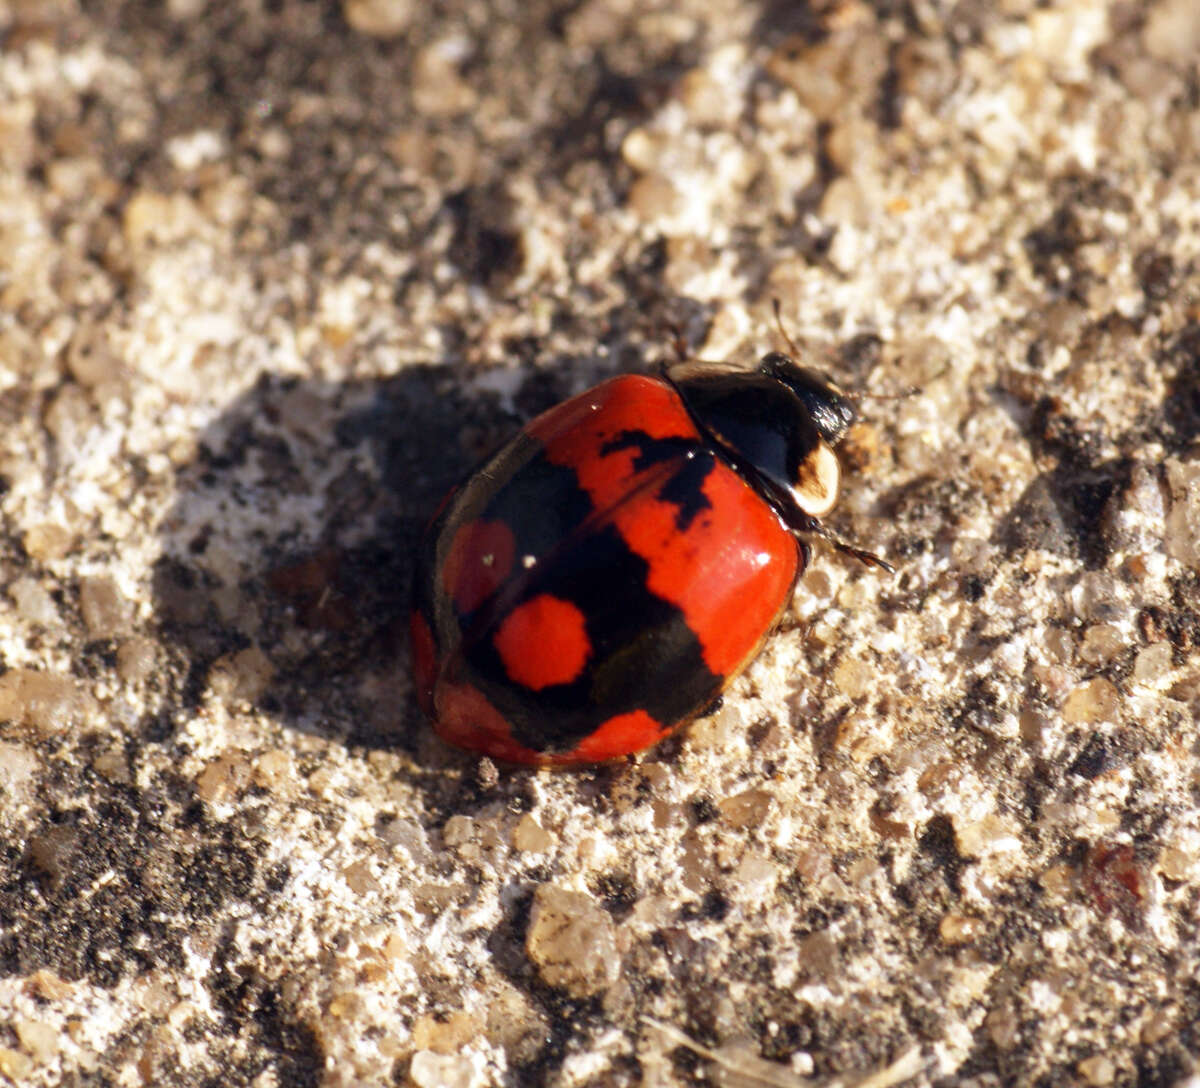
[1,0,1199,1085]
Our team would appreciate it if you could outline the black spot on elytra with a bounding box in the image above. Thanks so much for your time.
[601,430,714,531]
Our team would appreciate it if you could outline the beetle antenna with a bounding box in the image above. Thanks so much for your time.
[771,298,804,359]
[771,300,947,402]
[848,360,950,403]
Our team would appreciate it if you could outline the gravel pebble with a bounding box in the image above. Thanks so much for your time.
[8,577,60,627]
[0,669,94,735]
[342,0,413,38]
[78,574,132,639]
[526,884,621,998]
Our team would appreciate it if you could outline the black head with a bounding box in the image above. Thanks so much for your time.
[666,355,855,526]
[757,352,856,445]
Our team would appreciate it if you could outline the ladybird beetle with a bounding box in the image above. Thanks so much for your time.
[410,345,891,765]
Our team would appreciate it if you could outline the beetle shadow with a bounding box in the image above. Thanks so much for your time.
[148,362,578,777]
[987,380,1139,570]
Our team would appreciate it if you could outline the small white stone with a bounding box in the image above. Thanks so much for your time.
[342,0,414,37]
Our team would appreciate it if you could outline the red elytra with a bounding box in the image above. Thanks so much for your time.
[411,352,887,765]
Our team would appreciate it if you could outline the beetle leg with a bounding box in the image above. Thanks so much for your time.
[666,319,690,363]
[788,514,893,573]
[828,537,894,573]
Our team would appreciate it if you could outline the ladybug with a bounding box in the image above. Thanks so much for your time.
[410,342,891,765]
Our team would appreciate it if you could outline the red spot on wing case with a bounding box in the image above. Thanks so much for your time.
[494,593,591,690]
[441,519,516,614]
[566,710,669,762]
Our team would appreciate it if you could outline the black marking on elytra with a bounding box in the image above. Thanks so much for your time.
[415,433,592,621]
[671,370,826,529]
[601,430,714,531]
[419,429,723,754]
[413,431,595,667]
[467,518,722,754]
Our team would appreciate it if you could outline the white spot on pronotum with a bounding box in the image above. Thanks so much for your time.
[522,555,537,568]
[792,441,841,517]
[481,553,494,566]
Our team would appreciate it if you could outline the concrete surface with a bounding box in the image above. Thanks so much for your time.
[1,1,1199,1085]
